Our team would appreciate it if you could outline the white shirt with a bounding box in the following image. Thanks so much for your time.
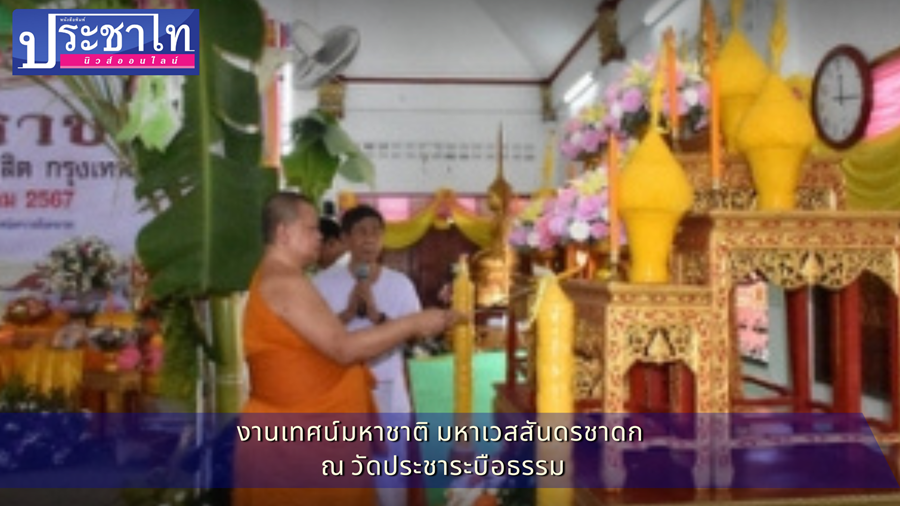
[312,264,421,413]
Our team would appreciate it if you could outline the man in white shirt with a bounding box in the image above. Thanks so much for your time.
[313,204,419,506]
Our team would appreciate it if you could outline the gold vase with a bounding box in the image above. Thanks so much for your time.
[746,147,808,210]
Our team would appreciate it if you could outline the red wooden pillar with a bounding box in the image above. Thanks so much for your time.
[671,362,695,414]
[628,365,647,411]
[832,281,863,413]
[889,290,899,431]
[786,288,811,413]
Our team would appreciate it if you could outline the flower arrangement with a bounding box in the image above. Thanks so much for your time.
[510,169,610,250]
[559,103,611,161]
[509,196,556,251]
[88,326,136,352]
[37,236,120,296]
[560,53,711,161]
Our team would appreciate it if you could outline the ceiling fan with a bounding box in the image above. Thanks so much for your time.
[289,20,360,89]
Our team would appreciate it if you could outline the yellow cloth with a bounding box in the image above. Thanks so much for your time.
[232,272,378,506]
[840,125,900,210]
[0,329,82,396]
[344,188,493,249]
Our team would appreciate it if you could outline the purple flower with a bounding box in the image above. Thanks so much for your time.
[560,140,582,160]
[621,87,644,113]
[509,227,529,247]
[575,195,603,220]
[590,221,610,240]
[548,215,569,237]
[556,187,578,208]
[580,129,606,153]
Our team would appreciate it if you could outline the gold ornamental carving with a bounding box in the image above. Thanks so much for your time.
[726,249,897,291]
[595,2,625,65]
[624,325,693,364]
[679,153,845,212]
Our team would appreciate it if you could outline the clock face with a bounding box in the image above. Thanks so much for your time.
[812,45,873,150]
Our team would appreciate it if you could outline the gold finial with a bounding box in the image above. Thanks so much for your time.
[730,0,744,31]
[769,0,787,73]
[488,123,513,213]
[497,124,504,174]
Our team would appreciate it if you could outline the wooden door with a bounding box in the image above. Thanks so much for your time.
[382,226,479,308]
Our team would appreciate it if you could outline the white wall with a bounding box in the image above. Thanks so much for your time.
[260,0,550,198]
[339,83,546,195]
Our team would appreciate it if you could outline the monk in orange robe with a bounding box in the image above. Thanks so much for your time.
[233,191,460,506]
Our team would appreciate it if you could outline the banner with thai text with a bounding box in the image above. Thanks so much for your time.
[0,80,149,303]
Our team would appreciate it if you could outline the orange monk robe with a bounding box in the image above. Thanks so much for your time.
[233,274,379,506]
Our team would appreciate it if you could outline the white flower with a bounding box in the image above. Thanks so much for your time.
[683,86,699,107]
[526,231,541,248]
[568,220,591,242]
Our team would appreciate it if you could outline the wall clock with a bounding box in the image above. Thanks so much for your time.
[811,44,874,150]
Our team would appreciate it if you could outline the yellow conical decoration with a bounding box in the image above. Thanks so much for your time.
[716,1,769,153]
[737,73,815,210]
[619,129,694,283]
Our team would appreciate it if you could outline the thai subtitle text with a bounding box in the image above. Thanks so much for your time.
[236,420,643,478]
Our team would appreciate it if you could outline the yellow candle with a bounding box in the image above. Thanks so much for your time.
[703,0,722,185]
[452,256,474,414]
[607,135,620,265]
[535,276,574,412]
[665,28,680,138]
[710,66,721,186]
[264,20,281,169]
[536,276,574,506]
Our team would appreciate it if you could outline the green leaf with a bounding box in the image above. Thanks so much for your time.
[339,153,376,187]
[322,122,358,156]
[136,154,264,298]
[192,0,264,61]
[282,141,339,204]
[135,0,268,300]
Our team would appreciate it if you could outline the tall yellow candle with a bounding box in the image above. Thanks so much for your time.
[607,135,620,266]
[536,275,574,506]
[451,256,474,415]
[664,28,680,139]
[703,0,722,185]
[264,19,281,169]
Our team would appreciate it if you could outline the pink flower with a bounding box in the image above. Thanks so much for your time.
[117,345,142,371]
[580,129,606,153]
[590,221,610,240]
[575,194,603,219]
[509,227,529,247]
[620,87,644,113]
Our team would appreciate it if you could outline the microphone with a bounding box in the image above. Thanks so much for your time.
[353,264,370,317]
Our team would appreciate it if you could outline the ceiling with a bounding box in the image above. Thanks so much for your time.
[270,0,610,83]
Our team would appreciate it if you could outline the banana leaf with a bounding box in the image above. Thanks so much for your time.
[135,0,276,301]
[282,109,375,204]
